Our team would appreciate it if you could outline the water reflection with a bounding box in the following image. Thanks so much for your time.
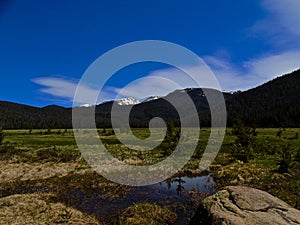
[157,174,215,196]
[56,174,215,225]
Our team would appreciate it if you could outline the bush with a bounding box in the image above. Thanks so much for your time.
[231,120,257,162]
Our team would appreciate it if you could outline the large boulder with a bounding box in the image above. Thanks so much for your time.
[198,186,300,225]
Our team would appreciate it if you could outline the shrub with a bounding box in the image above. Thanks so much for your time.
[231,120,257,162]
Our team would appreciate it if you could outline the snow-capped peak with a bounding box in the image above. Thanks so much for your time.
[143,96,160,102]
[116,97,140,105]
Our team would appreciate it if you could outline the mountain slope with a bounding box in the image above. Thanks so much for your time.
[226,69,300,127]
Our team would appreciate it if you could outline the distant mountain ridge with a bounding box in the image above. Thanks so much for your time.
[0,101,71,129]
[0,69,299,129]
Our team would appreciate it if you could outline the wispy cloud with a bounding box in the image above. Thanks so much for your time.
[205,50,300,90]
[205,0,300,90]
[251,0,300,48]
[114,50,300,99]
[113,64,222,100]
[32,76,115,105]
[33,77,79,100]
[263,0,300,37]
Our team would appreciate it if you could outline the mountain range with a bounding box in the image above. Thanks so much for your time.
[0,69,299,129]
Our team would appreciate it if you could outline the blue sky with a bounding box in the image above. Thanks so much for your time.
[0,0,300,107]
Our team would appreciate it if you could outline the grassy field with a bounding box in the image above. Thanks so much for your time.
[0,127,299,224]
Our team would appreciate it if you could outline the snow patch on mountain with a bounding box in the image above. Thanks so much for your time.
[79,104,93,107]
[116,97,140,105]
[143,96,160,102]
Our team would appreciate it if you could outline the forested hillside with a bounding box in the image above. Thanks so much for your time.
[0,102,72,129]
[226,69,300,127]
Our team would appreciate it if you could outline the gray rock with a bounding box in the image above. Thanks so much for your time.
[200,186,300,225]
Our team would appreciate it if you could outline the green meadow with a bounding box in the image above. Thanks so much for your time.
[0,127,299,224]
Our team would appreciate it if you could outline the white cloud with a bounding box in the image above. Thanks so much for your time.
[114,50,300,98]
[33,77,78,99]
[113,63,227,100]
[206,50,300,91]
[262,0,300,37]
[32,77,115,105]
[210,0,300,90]
[243,51,300,78]
[251,0,300,47]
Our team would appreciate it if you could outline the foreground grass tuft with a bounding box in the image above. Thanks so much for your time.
[0,193,101,225]
[119,202,177,225]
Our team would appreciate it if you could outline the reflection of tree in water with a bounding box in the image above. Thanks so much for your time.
[174,177,186,195]
[165,178,172,189]
[165,176,186,196]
